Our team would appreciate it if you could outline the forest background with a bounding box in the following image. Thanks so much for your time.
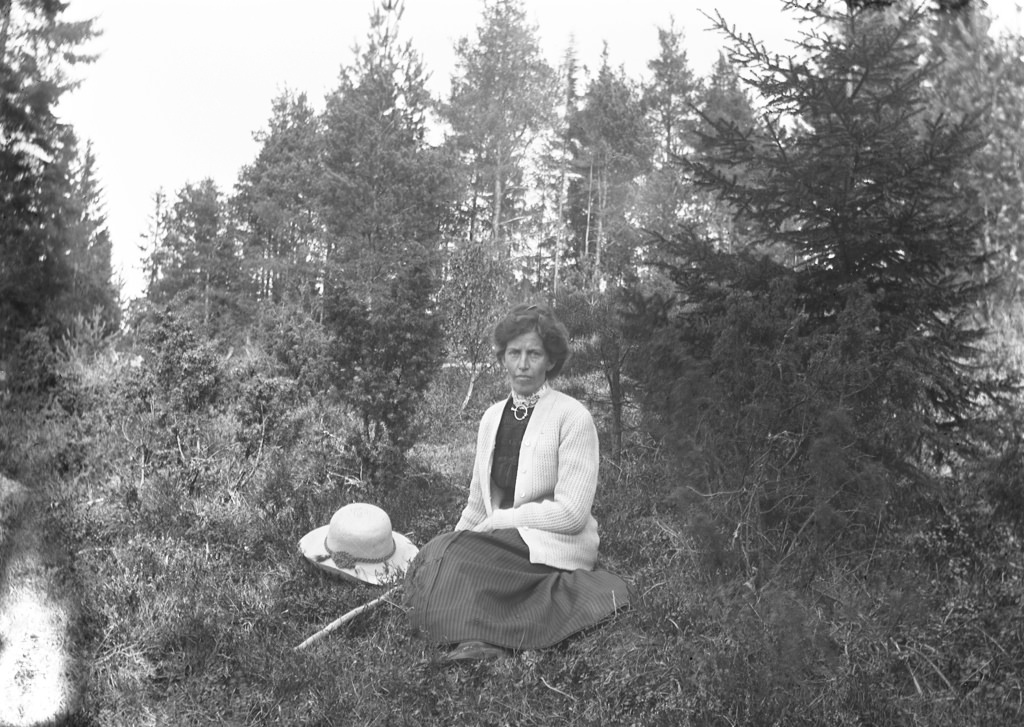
[2,0,1024,724]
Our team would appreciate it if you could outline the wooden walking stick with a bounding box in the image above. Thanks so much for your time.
[294,585,402,651]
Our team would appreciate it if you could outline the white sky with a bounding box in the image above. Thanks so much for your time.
[56,0,1023,301]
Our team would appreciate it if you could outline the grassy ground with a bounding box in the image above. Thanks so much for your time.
[1,341,1022,725]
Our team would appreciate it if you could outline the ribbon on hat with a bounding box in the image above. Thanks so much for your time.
[315,535,397,568]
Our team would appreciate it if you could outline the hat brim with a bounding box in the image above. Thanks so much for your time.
[298,526,418,585]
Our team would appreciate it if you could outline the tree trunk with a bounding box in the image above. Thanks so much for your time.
[595,167,605,277]
[584,158,594,257]
[203,271,210,327]
[606,359,623,464]
[459,365,482,414]
[469,168,481,244]
[492,169,503,251]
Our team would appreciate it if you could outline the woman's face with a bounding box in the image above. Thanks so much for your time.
[503,330,554,397]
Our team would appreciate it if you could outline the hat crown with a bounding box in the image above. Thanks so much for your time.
[324,503,395,561]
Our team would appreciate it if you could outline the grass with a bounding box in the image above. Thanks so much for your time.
[1,338,1022,725]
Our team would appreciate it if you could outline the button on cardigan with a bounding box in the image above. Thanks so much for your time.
[454,388,601,571]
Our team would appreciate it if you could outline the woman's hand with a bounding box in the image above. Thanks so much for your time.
[471,515,495,533]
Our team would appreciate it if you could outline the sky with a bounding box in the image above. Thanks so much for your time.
[56,0,1023,301]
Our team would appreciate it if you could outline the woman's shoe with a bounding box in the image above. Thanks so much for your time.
[445,641,508,661]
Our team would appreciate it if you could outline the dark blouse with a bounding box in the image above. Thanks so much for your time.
[491,397,534,508]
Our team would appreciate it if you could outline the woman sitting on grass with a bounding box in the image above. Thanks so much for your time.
[404,303,629,660]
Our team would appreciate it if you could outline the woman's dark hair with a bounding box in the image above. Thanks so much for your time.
[493,303,572,380]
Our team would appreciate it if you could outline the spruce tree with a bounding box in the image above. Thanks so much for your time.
[316,1,449,481]
[0,0,97,346]
[922,5,1024,317]
[565,50,653,280]
[444,0,556,251]
[145,179,243,333]
[631,0,1015,556]
[234,91,323,302]
[60,138,120,332]
[644,21,701,163]
[318,0,452,301]
[682,0,1006,462]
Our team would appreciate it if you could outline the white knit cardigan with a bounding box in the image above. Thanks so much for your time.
[454,388,601,571]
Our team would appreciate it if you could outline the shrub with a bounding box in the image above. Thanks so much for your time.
[631,277,898,569]
[256,300,332,395]
[138,309,224,413]
[322,264,444,484]
[231,353,301,456]
[7,327,61,398]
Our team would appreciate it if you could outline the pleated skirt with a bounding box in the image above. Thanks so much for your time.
[404,529,630,650]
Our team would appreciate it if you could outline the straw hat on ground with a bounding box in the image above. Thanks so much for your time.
[299,503,418,585]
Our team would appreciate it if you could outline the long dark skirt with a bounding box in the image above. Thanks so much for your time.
[404,529,629,650]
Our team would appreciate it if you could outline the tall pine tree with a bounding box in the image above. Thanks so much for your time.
[922,4,1024,317]
[0,0,98,347]
[316,1,450,482]
[145,179,242,332]
[59,138,120,331]
[234,90,323,303]
[631,0,1014,554]
[566,49,653,280]
[444,0,556,252]
[318,0,452,302]
[683,0,1004,455]
[638,22,705,251]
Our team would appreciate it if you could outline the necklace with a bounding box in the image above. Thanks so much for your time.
[510,384,548,421]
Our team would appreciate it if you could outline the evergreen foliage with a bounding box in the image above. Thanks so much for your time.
[565,52,653,280]
[0,0,113,350]
[637,23,702,239]
[142,179,254,344]
[234,91,323,302]
[319,0,453,301]
[643,21,701,163]
[60,140,121,332]
[923,8,1024,315]
[662,1,1012,486]
[556,284,643,464]
[139,308,224,414]
[444,0,556,249]
[323,262,444,484]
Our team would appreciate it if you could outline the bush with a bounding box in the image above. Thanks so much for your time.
[7,327,61,398]
[631,277,906,576]
[231,354,302,456]
[256,300,332,395]
[132,309,224,413]
[322,265,444,484]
